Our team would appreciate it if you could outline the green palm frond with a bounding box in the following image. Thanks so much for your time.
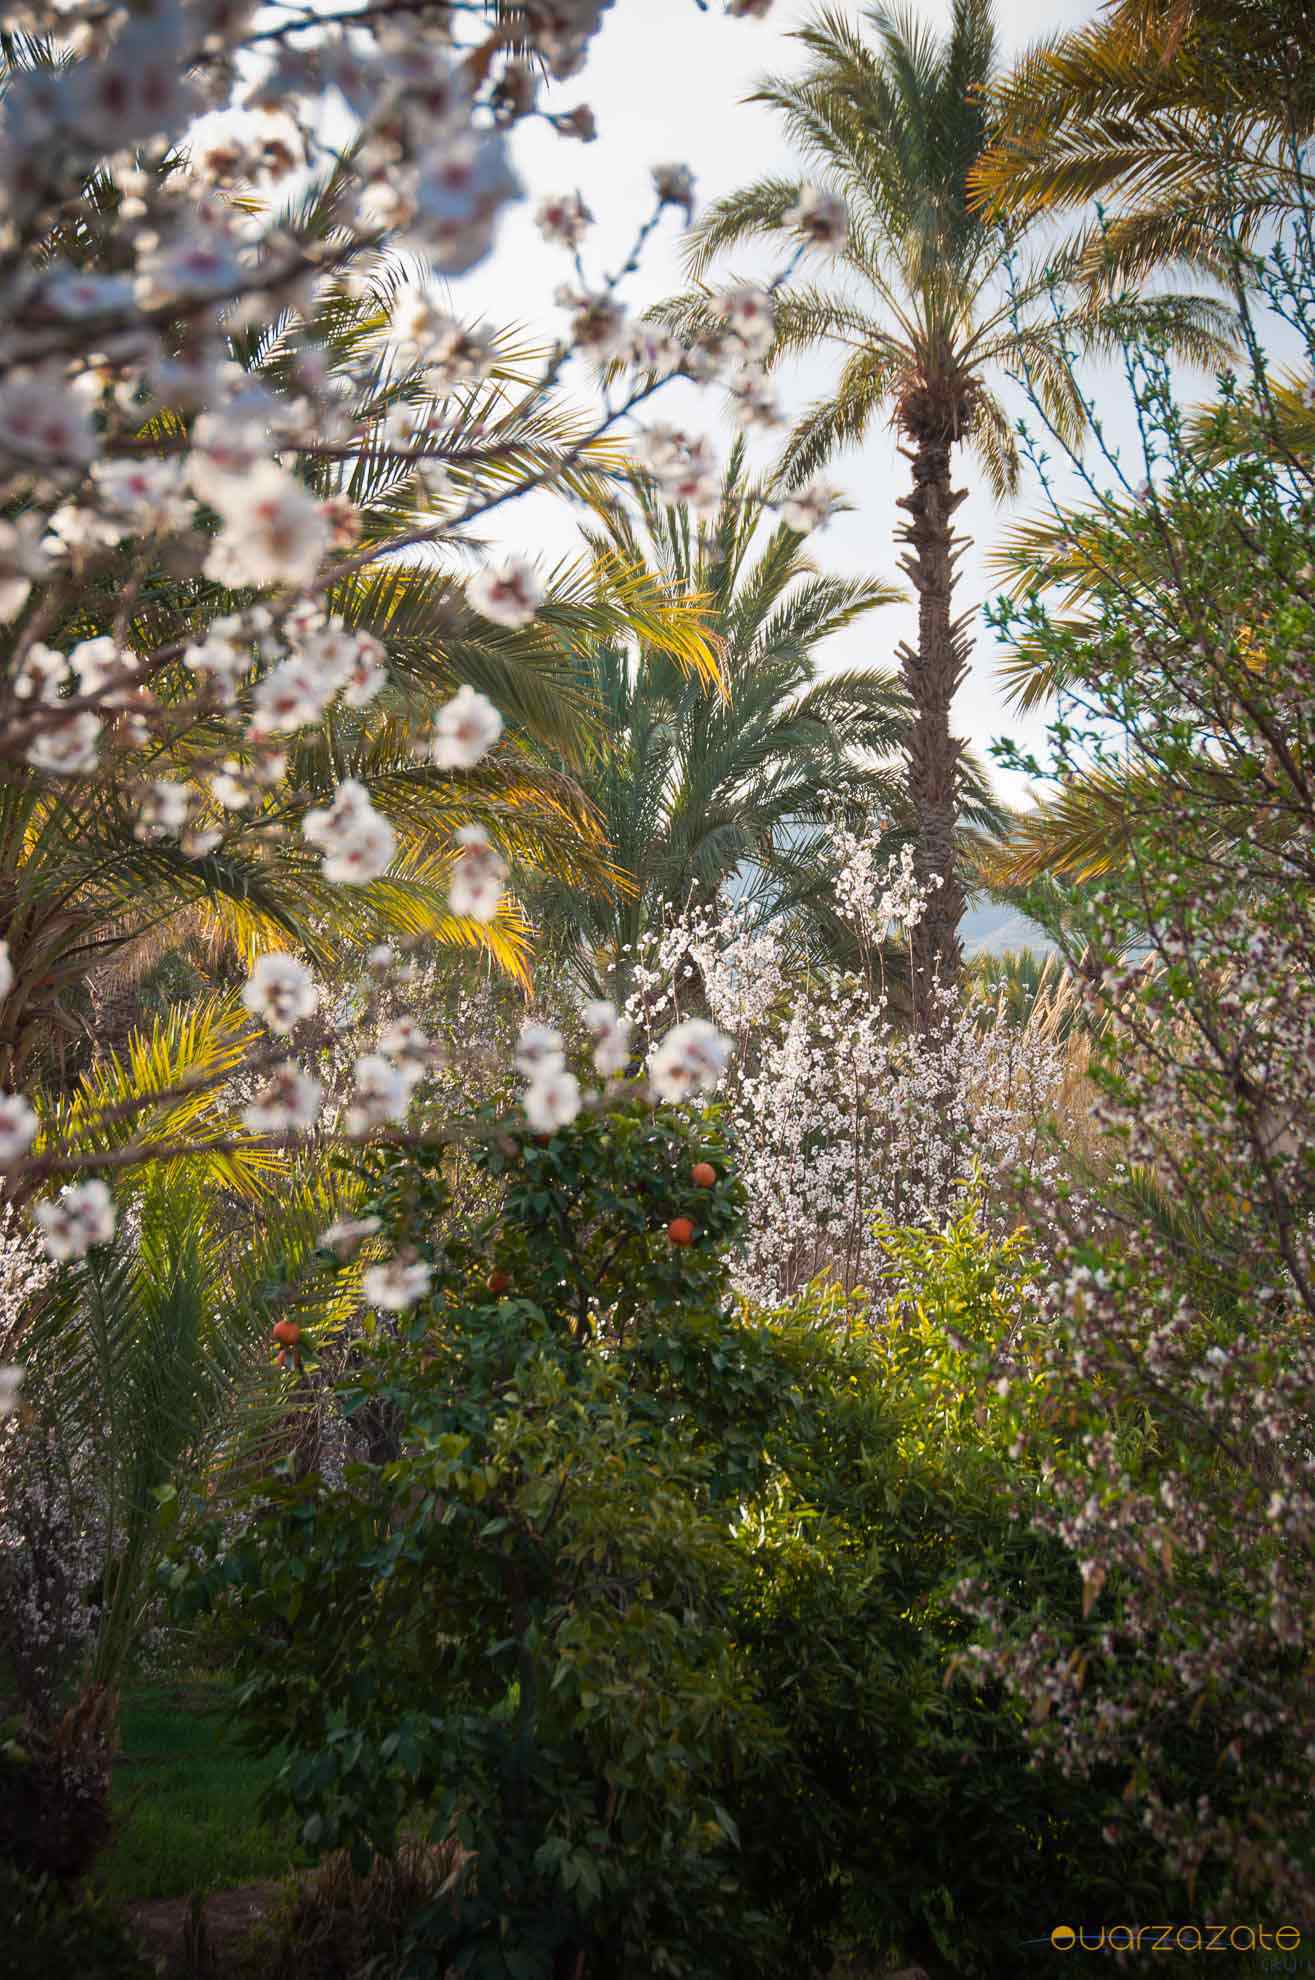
[35,993,286,1202]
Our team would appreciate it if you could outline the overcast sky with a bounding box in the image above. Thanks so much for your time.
[459,0,1210,804]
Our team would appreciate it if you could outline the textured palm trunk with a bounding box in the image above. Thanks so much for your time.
[895,431,971,1031]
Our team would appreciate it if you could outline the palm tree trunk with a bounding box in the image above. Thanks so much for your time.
[895,435,971,1029]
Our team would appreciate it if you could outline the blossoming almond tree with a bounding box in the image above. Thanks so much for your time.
[0,1,800,1263]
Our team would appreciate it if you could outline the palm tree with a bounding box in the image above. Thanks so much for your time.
[969,0,1315,289]
[525,452,1002,1000]
[667,0,1234,1024]
[0,263,720,1091]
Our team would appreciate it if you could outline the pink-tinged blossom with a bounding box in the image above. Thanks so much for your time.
[204,463,329,591]
[320,1215,382,1259]
[516,1023,565,1077]
[0,1364,22,1419]
[302,780,396,884]
[242,953,317,1033]
[652,162,695,213]
[468,559,543,630]
[524,1065,581,1133]
[715,285,775,360]
[0,1094,37,1165]
[593,1019,631,1077]
[362,1256,432,1311]
[33,1180,116,1262]
[781,479,842,534]
[413,130,523,276]
[378,1018,430,1062]
[242,1062,323,1135]
[448,825,508,922]
[134,780,194,843]
[430,685,503,770]
[248,658,334,737]
[27,712,102,776]
[0,515,54,621]
[0,373,96,470]
[648,1018,730,1104]
[536,191,593,247]
[12,644,67,704]
[345,1053,418,1135]
[557,286,629,360]
[784,185,848,252]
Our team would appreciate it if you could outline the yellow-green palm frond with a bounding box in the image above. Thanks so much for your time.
[971,4,1310,287]
[35,993,287,1202]
[1185,368,1315,466]
[980,766,1169,885]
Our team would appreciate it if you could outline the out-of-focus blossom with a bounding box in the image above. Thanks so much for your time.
[242,953,318,1033]
[33,1180,116,1262]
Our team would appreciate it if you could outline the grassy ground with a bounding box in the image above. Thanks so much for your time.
[97,1678,307,1903]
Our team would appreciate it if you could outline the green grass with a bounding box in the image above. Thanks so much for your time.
[96,1678,307,1902]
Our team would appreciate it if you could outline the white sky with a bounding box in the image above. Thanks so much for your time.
[454,0,1217,803]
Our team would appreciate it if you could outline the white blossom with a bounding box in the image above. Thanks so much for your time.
[516,1023,565,1076]
[345,1052,419,1135]
[448,824,508,921]
[0,515,54,620]
[0,371,96,469]
[204,462,329,591]
[648,1017,731,1103]
[0,942,10,1004]
[33,1179,116,1262]
[781,479,842,534]
[468,558,543,629]
[0,1094,38,1165]
[430,685,503,769]
[320,1214,382,1259]
[135,780,194,842]
[241,1061,323,1134]
[302,779,396,884]
[525,1066,582,1132]
[536,191,593,246]
[27,712,102,776]
[362,1255,433,1311]
[242,953,318,1033]
[784,184,848,251]
[715,285,775,359]
[0,1364,23,1419]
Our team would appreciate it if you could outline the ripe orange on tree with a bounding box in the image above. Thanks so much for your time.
[691,1162,716,1188]
[667,1217,695,1246]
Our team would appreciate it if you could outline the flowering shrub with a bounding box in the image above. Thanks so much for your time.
[957,250,1315,1908]
[624,848,1070,1302]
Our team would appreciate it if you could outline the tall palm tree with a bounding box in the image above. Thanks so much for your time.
[526,452,1001,999]
[667,0,1234,1023]
[969,0,1315,289]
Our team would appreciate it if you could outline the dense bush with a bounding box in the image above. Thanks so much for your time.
[0,1860,152,1980]
[170,1101,1183,1978]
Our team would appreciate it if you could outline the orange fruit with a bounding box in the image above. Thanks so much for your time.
[488,1269,510,1297]
[691,1162,716,1188]
[667,1217,695,1247]
[272,1319,302,1347]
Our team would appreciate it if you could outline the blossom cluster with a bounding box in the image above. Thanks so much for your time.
[624,842,1068,1304]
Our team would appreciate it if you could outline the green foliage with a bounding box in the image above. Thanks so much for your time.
[0,1861,153,1980]
[169,1106,1163,1977]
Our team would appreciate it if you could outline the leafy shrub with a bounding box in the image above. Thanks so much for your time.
[170,1101,1176,1978]
[0,1860,152,1980]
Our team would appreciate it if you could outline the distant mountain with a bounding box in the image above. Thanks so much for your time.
[960,895,1058,959]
